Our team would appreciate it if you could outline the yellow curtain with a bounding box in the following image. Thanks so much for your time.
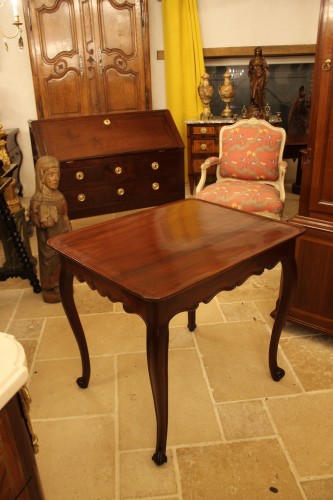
[162,0,205,173]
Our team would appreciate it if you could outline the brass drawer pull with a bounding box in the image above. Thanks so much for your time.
[117,188,125,196]
[115,166,122,174]
[103,118,111,125]
[152,182,159,190]
[78,193,86,202]
[75,171,84,180]
[200,143,207,151]
[151,162,159,170]
[200,127,207,134]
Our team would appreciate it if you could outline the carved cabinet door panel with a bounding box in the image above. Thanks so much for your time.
[24,0,151,118]
[25,0,91,118]
[92,0,151,112]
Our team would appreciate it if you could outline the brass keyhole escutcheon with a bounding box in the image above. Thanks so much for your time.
[78,193,86,202]
[200,143,207,150]
[76,171,84,180]
[151,162,159,170]
[152,182,159,190]
[200,127,207,134]
[103,118,111,125]
[117,188,125,196]
[115,166,122,174]
[322,58,331,71]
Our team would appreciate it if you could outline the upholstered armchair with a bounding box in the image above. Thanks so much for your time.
[195,118,288,219]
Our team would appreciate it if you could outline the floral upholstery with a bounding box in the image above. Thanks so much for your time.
[195,118,287,219]
[196,179,284,215]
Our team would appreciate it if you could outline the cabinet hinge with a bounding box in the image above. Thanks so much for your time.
[140,0,145,27]
[26,0,32,32]
[145,87,149,109]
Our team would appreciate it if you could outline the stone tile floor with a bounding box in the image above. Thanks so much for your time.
[1,185,333,499]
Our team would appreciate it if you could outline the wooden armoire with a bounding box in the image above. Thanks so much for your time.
[282,0,333,336]
[23,0,151,119]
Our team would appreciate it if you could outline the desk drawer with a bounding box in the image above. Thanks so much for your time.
[192,126,215,136]
[64,176,182,211]
[60,150,180,188]
[192,140,215,154]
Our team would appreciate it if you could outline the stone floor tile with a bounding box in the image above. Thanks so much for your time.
[169,325,196,349]
[300,478,333,499]
[34,416,115,500]
[217,400,274,440]
[0,289,22,330]
[194,322,303,402]
[0,276,31,290]
[267,392,333,477]
[29,356,115,419]
[18,338,38,372]
[14,287,65,318]
[177,439,303,499]
[280,335,333,390]
[120,450,177,498]
[38,313,146,359]
[7,318,44,339]
[219,300,263,322]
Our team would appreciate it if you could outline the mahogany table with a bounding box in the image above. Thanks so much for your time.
[48,199,305,465]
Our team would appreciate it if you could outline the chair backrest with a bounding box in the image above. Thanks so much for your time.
[218,118,286,182]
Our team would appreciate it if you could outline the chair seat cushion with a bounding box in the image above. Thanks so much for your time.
[195,180,284,215]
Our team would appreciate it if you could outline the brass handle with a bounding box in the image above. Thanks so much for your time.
[103,119,111,125]
[78,193,86,202]
[117,188,125,196]
[200,143,207,150]
[200,127,207,134]
[75,171,84,180]
[115,166,122,174]
[151,162,159,170]
[322,58,331,71]
[98,48,104,76]
[152,182,159,190]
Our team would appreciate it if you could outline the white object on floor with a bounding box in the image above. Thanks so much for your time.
[0,332,28,409]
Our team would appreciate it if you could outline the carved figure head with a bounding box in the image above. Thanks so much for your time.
[35,156,60,192]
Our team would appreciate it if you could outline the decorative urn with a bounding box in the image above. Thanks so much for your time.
[198,71,214,120]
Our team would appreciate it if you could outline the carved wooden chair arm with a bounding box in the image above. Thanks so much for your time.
[196,156,221,193]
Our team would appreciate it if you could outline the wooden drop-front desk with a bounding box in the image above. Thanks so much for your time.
[30,110,185,219]
[48,199,305,466]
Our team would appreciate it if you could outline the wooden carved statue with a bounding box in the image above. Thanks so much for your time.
[29,156,72,303]
[248,47,270,113]
[288,85,310,135]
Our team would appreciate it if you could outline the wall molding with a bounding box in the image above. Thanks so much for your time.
[157,44,316,60]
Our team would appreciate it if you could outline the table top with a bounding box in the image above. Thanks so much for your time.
[48,199,304,301]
